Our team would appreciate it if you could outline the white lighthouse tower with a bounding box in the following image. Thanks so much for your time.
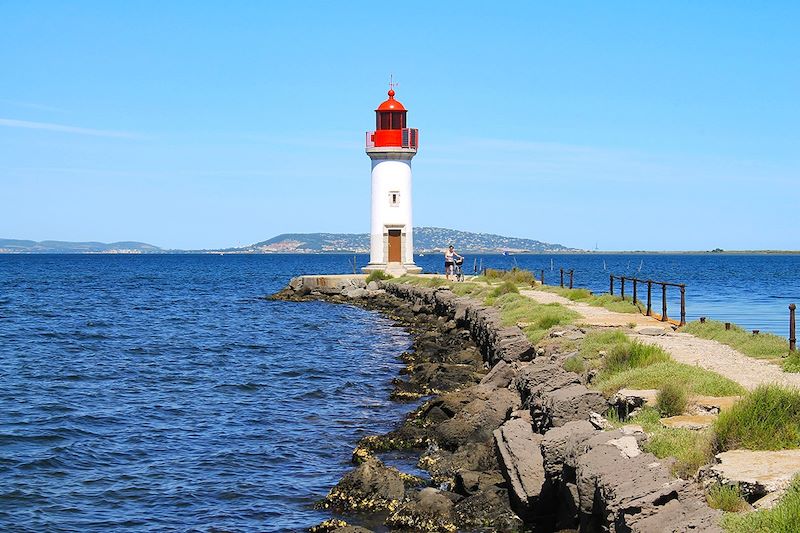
[362,86,422,275]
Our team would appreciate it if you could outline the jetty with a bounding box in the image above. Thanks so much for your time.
[278,272,800,532]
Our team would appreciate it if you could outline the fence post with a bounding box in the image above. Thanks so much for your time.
[569,270,574,289]
[679,285,686,326]
[540,269,545,286]
[646,280,652,316]
[661,283,668,322]
[620,277,625,299]
[632,279,638,305]
[610,274,614,295]
[560,268,564,288]
[791,304,797,352]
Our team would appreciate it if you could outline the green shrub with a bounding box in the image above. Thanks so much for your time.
[721,476,800,532]
[706,484,748,512]
[656,382,688,417]
[714,385,800,451]
[365,270,393,283]
[490,281,520,298]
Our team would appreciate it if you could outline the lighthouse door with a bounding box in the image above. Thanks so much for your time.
[388,229,402,262]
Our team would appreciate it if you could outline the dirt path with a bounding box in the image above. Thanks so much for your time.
[520,289,800,391]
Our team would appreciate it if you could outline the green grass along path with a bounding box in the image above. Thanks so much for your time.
[521,288,800,391]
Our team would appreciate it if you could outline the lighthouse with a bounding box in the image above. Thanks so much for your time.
[362,86,422,275]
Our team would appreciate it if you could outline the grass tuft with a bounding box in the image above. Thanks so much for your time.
[713,384,800,452]
[489,281,519,298]
[656,382,688,417]
[563,354,586,374]
[602,340,671,375]
[707,484,748,513]
[721,476,800,532]
[365,270,393,283]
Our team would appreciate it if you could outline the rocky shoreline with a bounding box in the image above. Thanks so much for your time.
[273,276,723,532]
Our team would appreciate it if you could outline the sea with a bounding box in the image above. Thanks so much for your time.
[0,253,798,532]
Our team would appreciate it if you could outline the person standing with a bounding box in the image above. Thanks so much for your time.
[444,245,461,280]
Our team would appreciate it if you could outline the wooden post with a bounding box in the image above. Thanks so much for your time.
[569,269,574,289]
[610,274,614,295]
[560,268,564,288]
[632,279,638,305]
[620,277,625,299]
[679,285,686,326]
[540,269,545,286]
[790,304,796,352]
[646,280,652,316]
[661,283,668,322]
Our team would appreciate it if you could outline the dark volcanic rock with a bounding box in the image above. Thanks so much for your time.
[540,384,608,428]
[323,457,406,513]
[454,469,506,496]
[434,387,521,450]
[493,418,547,521]
[420,441,499,486]
[454,487,524,532]
[386,488,458,532]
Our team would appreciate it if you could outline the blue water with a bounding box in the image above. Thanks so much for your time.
[0,253,797,532]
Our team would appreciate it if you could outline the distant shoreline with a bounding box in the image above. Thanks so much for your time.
[1,250,799,256]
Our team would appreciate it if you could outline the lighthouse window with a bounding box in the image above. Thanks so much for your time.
[389,191,400,207]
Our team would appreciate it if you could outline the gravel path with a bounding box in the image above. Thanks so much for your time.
[520,289,800,391]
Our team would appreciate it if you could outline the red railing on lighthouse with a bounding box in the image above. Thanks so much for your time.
[366,128,419,149]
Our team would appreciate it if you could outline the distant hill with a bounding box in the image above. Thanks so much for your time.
[0,228,578,254]
[0,239,162,254]
[241,227,577,253]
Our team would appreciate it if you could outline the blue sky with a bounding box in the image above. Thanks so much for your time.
[1,1,798,250]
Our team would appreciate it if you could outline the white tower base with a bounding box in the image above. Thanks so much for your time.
[362,147,421,276]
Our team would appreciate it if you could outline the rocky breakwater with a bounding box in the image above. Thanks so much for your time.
[275,277,722,532]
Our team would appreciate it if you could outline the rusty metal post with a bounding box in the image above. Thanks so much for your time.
[632,279,638,305]
[560,268,564,288]
[661,283,668,322]
[610,274,614,295]
[646,280,652,316]
[620,277,625,299]
[569,269,574,289]
[790,304,796,352]
[679,285,686,326]
[540,269,545,286]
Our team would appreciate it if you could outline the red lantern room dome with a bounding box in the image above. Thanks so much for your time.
[376,89,407,112]
[366,86,419,151]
